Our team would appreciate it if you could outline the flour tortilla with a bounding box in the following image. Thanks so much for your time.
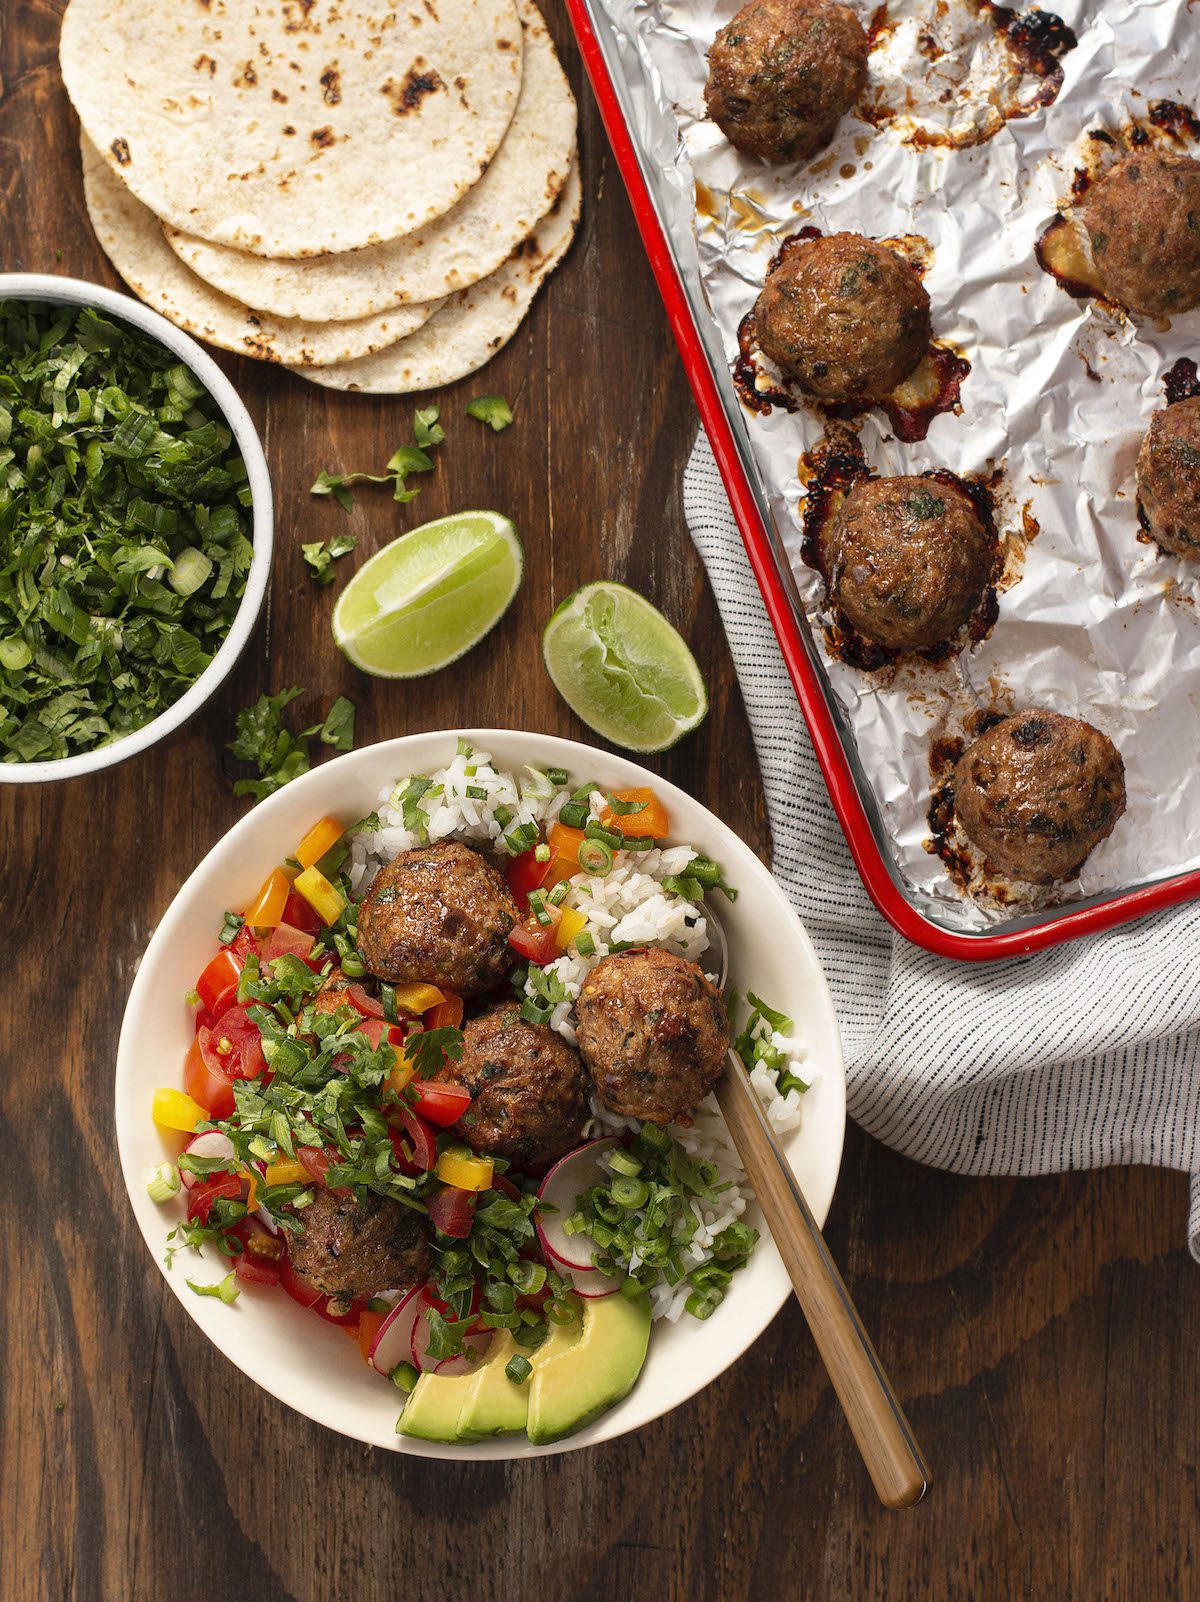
[60,0,523,258]
[83,139,441,365]
[162,0,576,322]
[291,160,580,392]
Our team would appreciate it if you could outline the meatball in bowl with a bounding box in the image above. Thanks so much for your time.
[952,711,1127,885]
[1136,397,1200,558]
[824,474,996,654]
[705,0,868,164]
[754,232,931,407]
[1082,150,1200,318]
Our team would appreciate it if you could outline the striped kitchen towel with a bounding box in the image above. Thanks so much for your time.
[684,431,1200,1256]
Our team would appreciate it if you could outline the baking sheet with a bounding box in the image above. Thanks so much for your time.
[594,0,1200,931]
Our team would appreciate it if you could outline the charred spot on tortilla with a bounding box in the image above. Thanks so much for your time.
[110,137,132,166]
[384,66,445,115]
[320,66,342,105]
[310,126,335,148]
[283,0,317,31]
[194,54,217,76]
[282,124,296,135]
[272,88,288,102]
[233,62,258,88]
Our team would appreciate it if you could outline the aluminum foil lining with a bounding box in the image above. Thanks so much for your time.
[595,0,1200,932]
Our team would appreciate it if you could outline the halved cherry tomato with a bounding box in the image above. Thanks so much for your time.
[193,1006,216,1037]
[601,787,668,838]
[426,992,463,1030]
[279,1251,323,1310]
[235,1253,281,1286]
[184,1035,235,1119]
[355,1018,406,1052]
[426,1185,477,1239]
[187,1173,243,1224]
[411,1082,472,1128]
[244,867,291,931]
[260,922,320,970]
[200,1004,265,1080]
[282,889,323,937]
[232,1218,284,1282]
[387,1107,437,1174]
[506,846,557,912]
[346,983,385,1020]
[292,1145,348,1198]
[196,948,243,1020]
[508,908,563,967]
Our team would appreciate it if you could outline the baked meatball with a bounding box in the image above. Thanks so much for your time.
[1082,151,1200,318]
[358,841,517,996]
[953,711,1126,885]
[434,1002,588,1171]
[1136,396,1200,558]
[288,1187,431,1301]
[575,947,730,1125]
[705,0,867,164]
[825,475,993,651]
[755,233,931,405]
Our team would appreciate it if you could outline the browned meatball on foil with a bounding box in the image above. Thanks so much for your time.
[288,1187,431,1301]
[1136,396,1200,558]
[825,475,994,652]
[433,1002,588,1171]
[953,711,1126,885]
[755,233,931,406]
[704,0,867,164]
[1082,151,1200,318]
[358,841,517,996]
[575,947,730,1126]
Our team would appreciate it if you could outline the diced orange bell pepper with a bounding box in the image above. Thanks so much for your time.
[547,821,587,869]
[600,787,669,839]
[392,983,445,1016]
[426,992,464,1030]
[244,866,290,930]
[355,1308,386,1364]
[388,1054,416,1098]
[296,816,345,871]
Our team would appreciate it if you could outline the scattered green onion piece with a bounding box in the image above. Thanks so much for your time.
[616,834,656,852]
[684,1288,723,1320]
[187,1272,240,1305]
[607,1150,643,1179]
[534,843,551,863]
[505,821,538,855]
[340,952,366,979]
[545,1298,576,1326]
[584,821,622,849]
[547,880,570,906]
[0,636,32,670]
[558,802,589,830]
[494,805,513,829]
[527,889,552,926]
[465,784,488,799]
[663,874,704,902]
[508,1259,547,1295]
[167,545,214,596]
[391,1361,419,1394]
[146,1161,180,1202]
[577,838,614,875]
[380,983,398,1023]
[610,1174,651,1209]
[505,1354,533,1385]
[574,930,596,957]
[547,767,569,786]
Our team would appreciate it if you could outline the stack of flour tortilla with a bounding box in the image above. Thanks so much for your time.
[59,0,579,392]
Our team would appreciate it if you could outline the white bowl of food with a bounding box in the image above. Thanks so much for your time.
[116,730,845,1457]
[0,273,272,783]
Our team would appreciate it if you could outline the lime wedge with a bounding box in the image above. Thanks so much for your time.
[332,510,522,678]
[541,582,708,752]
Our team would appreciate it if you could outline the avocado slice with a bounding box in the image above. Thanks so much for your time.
[457,1319,582,1441]
[397,1317,584,1443]
[526,1289,652,1446]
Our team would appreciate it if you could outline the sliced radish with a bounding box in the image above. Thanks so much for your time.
[409,1286,493,1374]
[535,1137,620,1271]
[564,1264,622,1298]
[179,1130,236,1190]
[369,1284,427,1377]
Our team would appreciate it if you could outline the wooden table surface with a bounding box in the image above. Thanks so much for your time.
[2,6,1196,1599]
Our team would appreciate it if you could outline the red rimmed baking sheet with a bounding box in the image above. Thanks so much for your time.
[563,0,1200,960]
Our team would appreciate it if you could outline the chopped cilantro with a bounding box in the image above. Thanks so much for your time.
[0,300,254,763]
[404,1024,465,1081]
[228,687,356,803]
[301,532,356,585]
[413,405,445,448]
[905,489,947,521]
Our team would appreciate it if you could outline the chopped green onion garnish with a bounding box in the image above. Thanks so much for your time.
[146,1161,180,1202]
[558,802,589,830]
[574,930,596,956]
[534,842,551,863]
[527,889,552,926]
[505,1354,533,1385]
[547,880,569,906]
[547,767,569,786]
[584,821,622,849]
[167,545,214,597]
[187,1272,240,1305]
[465,784,488,799]
[504,821,539,855]
[607,1150,642,1178]
[577,839,614,875]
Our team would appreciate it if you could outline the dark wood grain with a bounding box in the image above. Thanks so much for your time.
[1,5,1196,1600]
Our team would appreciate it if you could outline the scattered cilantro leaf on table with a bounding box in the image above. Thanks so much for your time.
[309,408,444,512]
[466,395,514,431]
[228,688,356,802]
[301,532,356,584]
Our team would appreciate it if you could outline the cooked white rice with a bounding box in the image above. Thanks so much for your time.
[350,746,813,1322]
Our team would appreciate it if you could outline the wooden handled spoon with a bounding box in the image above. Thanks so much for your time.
[706,910,929,1509]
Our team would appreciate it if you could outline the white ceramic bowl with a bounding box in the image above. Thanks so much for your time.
[116,731,845,1457]
[0,274,273,784]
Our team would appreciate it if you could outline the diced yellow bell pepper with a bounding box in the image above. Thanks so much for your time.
[294,864,347,926]
[152,1088,208,1133]
[263,1159,308,1187]
[387,1054,416,1098]
[296,815,345,871]
[392,982,445,1015]
[555,905,588,951]
[244,866,290,930]
[435,1144,495,1192]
